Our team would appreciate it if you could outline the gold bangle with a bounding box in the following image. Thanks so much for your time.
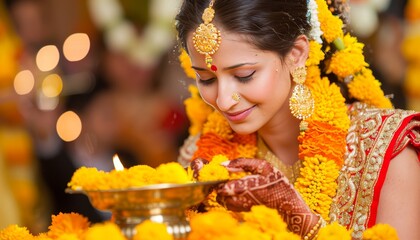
[303,215,325,240]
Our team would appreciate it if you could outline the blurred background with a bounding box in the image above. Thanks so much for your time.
[0,0,419,234]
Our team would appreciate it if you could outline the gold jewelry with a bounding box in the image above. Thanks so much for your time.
[303,215,325,240]
[192,0,221,72]
[232,92,241,102]
[289,66,314,131]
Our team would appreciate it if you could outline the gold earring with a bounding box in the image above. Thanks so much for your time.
[192,0,221,72]
[232,92,241,102]
[289,66,314,131]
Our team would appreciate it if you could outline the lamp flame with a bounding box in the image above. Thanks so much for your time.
[113,154,124,171]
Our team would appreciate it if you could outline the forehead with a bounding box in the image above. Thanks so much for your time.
[186,30,273,68]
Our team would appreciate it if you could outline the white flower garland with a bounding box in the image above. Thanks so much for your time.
[88,0,182,67]
[307,0,323,43]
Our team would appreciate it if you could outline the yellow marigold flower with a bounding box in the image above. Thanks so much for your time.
[362,223,399,240]
[156,162,191,184]
[198,161,230,182]
[202,111,233,140]
[231,223,271,240]
[316,0,343,43]
[0,225,34,240]
[56,233,79,240]
[348,68,393,109]
[308,77,350,131]
[404,64,420,98]
[242,205,288,236]
[107,169,132,189]
[306,41,325,67]
[127,165,157,187]
[401,35,420,63]
[85,222,126,240]
[211,154,229,164]
[67,166,109,190]
[235,144,258,159]
[184,85,214,135]
[328,34,368,78]
[134,220,173,240]
[295,156,340,220]
[305,65,322,87]
[48,212,90,240]
[317,222,352,240]
[179,48,196,79]
[202,190,226,211]
[188,211,238,240]
[273,231,301,240]
[34,233,52,240]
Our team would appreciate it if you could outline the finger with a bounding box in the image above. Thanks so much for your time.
[216,193,254,212]
[190,157,209,178]
[217,175,262,196]
[227,158,281,177]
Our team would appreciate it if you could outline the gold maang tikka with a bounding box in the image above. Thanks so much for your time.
[289,66,315,131]
[192,0,221,72]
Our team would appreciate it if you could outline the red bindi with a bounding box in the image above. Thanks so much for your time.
[210,65,218,72]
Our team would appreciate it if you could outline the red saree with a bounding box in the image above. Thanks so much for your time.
[330,103,420,238]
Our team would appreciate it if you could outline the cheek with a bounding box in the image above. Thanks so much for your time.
[197,83,218,108]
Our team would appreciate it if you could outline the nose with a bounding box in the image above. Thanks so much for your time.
[216,84,239,112]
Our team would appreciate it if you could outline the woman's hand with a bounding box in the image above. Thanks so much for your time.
[216,158,320,238]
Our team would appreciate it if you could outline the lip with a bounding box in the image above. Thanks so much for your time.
[224,105,255,122]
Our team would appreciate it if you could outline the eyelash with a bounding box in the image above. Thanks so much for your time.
[198,71,256,86]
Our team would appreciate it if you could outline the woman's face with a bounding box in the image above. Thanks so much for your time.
[186,30,295,135]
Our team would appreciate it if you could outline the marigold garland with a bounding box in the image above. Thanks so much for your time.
[178,0,397,237]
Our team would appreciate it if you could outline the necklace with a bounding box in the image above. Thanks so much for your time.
[256,137,302,184]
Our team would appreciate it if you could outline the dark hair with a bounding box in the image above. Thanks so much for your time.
[175,0,310,58]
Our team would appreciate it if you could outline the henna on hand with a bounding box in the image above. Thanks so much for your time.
[190,157,209,179]
[217,158,320,238]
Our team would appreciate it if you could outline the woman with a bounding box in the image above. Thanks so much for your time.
[176,0,420,239]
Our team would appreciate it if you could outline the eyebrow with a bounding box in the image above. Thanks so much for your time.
[191,62,257,71]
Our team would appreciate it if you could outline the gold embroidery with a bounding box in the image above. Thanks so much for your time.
[330,102,416,239]
[256,137,302,184]
[393,120,420,155]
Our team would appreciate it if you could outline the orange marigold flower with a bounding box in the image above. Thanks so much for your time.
[298,121,347,167]
[48,212,90,239]
[193,133,238,161]
[232,133,257,146]
[198,161,230,182]
[0,225,34,240]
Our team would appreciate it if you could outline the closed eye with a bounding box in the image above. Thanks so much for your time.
[198,77,216,86]
[236,71,256,83]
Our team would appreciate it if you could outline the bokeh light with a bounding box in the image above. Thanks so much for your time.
[14,70,35,95]
[36,45,60,72]
[56,111,82,142]
[63,33,90,61]
[42,74,63,97]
